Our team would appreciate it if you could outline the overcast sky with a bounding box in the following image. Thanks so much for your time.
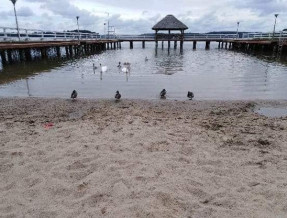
[0,0,286,34]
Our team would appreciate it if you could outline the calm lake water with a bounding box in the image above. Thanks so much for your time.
[1,42,287,100]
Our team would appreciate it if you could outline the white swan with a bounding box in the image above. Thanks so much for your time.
[100,63,108,72]
[122,67,129,73]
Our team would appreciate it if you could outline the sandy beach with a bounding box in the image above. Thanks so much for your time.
[0,97,287,218]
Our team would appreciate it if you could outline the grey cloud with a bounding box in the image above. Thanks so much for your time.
[17,7,35,17]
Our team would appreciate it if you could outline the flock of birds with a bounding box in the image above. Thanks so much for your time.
[71,89,194,101]
[72,56,194,101]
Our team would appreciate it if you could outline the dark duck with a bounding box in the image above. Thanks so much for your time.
[160,89,166,98]
[115,90,121,100]
[187,91,194,100]
[71,90,78,100]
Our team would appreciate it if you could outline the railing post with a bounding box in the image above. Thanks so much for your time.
[41,31,44,40]
[3,28,7,40]
[25,29,28,41]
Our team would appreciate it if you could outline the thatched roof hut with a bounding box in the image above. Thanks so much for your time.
[152,15,188,31]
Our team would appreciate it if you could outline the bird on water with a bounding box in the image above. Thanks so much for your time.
[187,91,194,100]
[100,63,108,72]
[115,90,121,100]
[71,90,78,100]
[160,89,166,98]
[117,62,121,68]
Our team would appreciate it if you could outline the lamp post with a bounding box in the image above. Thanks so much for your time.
[10,0,20,41]
[236,22,240,39]
[104,23,106,38]
[273,14,279,38]
[76,16,80,40]
[105,12,109,39]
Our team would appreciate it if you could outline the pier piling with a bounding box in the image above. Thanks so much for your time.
[193,41,197,50]
[205,41,210,50]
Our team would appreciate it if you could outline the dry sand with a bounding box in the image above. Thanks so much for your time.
[0,97,287,218]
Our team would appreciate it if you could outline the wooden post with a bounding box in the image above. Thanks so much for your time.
[218,42,221,49]
[119,42,121,49]
[155,30,158,48]
[130,41,133,49]
[229,42,232,49]
[180,40,183,50]
[7,50,13,63]
[18,49,25,62]
[162,41,164,49]
[225,42,228,49]
[69,45,73,56]
[205,41,210,50]
[25,49,32,61]
[65,46,69,57]
[193,41,197,50]
[114,42,116,49]
[56,47,61,57]
[168,30,171,49]
[0,50,7,65]
[174,41,177,49]
[73,46,77,56]
[142,41,145,49]
[41,48,47,58]
[221,42,224,48]
[180,30,184,50]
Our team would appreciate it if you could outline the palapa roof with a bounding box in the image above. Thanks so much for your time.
[152,15,188,31]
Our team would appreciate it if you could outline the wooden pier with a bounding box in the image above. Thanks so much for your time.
[1,37,287,66]
[0,39,120,65]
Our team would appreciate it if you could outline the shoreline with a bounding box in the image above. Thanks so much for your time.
[0,97,287,217]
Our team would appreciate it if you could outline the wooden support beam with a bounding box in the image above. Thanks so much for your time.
[130,41,133,49]
[18,49,25,62]
[205,41,210,50]
[174,41,177,49]
[162,41,164,49]
[56,47,61,57]
[193,41,197,50]
[180,40,183,50]
[65,46,69,57]
[7,50,13,63]
[218,42,221,49]
[40,48,48,59]
[225,42,228,49]
[24,49,32,61]
[142,41,145,49]
[0,50,7,65]
[69,45,73,56]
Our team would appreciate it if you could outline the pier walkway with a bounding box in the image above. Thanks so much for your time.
[0,26,287,65]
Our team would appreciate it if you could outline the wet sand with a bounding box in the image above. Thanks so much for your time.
[0,97,287,218]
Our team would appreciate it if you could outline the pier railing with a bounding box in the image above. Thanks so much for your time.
[0,27,110,42]
[116,34,238,40]
[1,26,287,42]
[242,32,287,39]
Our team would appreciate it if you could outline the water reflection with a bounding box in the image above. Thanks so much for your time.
[0,42,287,100]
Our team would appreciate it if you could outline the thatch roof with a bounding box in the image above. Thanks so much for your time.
[152,15,188,31]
